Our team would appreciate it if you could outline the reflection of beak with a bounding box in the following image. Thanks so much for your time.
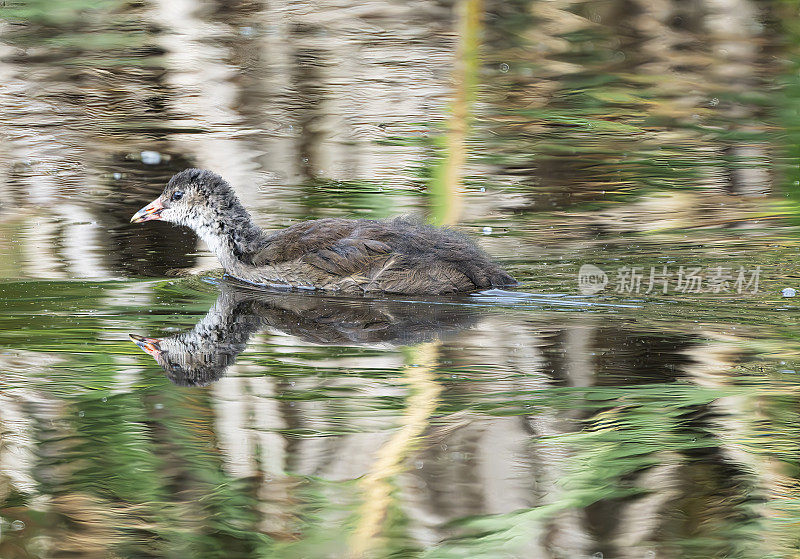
[130,197,165,223]
[129,334,162,358]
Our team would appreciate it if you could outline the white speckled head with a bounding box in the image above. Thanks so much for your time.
[131,169,262,270]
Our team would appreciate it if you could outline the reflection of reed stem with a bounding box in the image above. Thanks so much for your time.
[430,0,482,226]
[349,342,442,557]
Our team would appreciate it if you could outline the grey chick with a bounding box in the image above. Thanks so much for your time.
[131,169,516,294]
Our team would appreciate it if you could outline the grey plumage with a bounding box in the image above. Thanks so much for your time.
[135,283,479,386]
[138,169,517,294]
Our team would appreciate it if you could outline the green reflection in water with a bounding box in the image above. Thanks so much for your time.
[4,0,800,556]
[0,274,800,556]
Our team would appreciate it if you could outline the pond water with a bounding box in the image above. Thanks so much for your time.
[3,1,800,558]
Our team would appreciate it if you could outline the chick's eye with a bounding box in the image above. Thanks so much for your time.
[170,191,184,202]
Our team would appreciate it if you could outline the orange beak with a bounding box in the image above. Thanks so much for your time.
[129,334,162,358]
[130,197,165,223]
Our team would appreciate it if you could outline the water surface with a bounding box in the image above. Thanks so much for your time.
[2,1,800,558]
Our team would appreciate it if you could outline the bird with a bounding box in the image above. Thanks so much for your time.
[130,169,517,294]
[130,281,479,386]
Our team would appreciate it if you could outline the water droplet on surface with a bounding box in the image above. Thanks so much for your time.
[140,151,162,165]
[499,63,509,73]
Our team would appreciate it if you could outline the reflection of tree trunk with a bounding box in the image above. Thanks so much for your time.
[683,338,797,555]
[211,365,298,538]
[397,317,758,556]
[0,39,19,222]
[612,458,681,558]
[397,317,601,555]
[535,323,597,557]
[481,0,772,215]
[0,33,109,278]
[0,18,199,278]
[146,0,265,274]
[0,354,61,500]
[275,354,404,481]
[631,0,770,195]
[0,377,128,558]
[292,41,328,183]
[705,0,770,195]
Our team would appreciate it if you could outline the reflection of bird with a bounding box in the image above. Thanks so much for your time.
[130,282,479,386]
[131,169,516,294]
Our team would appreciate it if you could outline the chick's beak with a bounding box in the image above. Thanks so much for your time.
[130,197,165,223]
[129,334,162,358]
